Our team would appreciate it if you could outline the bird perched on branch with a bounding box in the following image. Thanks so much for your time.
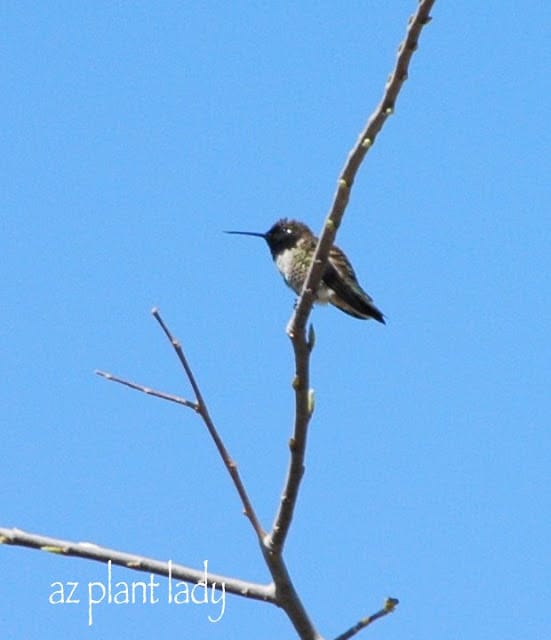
[226,218,385,323]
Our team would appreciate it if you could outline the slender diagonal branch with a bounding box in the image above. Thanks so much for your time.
[267,330,312,553]
[0,527,275,603]
[95,370,198,410]
[98,308,265,543]
[152,309,206,408]
[333,598,399,640]
[150,309,266,542]
[269,0,435,554]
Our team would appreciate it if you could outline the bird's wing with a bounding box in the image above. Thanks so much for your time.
[323,246,375,304]
[323,246,385,323]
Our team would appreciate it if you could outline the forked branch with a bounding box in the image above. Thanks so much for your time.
[96,308,321,639]
[98,308,266,544]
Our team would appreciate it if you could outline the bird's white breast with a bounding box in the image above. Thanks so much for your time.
[275,248,331,304]
[275,248,296,278]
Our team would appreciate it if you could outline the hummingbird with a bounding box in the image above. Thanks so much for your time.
[226,218,385,323]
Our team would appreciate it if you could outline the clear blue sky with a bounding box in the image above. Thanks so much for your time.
[2,3,550,639]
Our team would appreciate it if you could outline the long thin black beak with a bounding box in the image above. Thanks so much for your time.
[224,230,266,239]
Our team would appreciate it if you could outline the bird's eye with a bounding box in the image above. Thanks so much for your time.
[285,227,292,234]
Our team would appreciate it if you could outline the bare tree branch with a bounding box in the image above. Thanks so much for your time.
[333,598,400,640]
[268,0,436,554]
[95,370,198,410]
[152,309,206,409]
[151,308,267,541]
[262,551,321,640]
[98,308,266,543]
[0,527,274,603]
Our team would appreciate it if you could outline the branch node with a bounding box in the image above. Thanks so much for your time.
[41,545,67,554]
[127,560,141,568]
[307,389,315,416]
[307,324,316,352]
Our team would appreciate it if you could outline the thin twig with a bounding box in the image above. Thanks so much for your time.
[150,309,266,543]
[269,0,436,554]
[97,309,265,543]
[333,598,399,640]
[95,370,198,410]
[0,527,275,603]
[152,308,205,408]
